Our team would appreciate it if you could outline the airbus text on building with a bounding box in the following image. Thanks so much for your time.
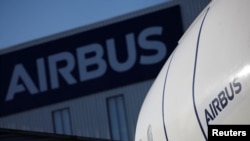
[0,5,183,117]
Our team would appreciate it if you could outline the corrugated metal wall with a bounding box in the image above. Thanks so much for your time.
[0,0,211,140]
[0,80,153,140]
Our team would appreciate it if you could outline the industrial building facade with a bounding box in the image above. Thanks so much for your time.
[0,0,210,140]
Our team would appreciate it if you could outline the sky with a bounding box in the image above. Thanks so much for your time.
[0,0,169,50]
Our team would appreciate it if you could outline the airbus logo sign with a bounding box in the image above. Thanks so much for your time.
[5,26,167,101]
[0,5,183,117]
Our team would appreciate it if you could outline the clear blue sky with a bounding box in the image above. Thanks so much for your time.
[0,0,169,50]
